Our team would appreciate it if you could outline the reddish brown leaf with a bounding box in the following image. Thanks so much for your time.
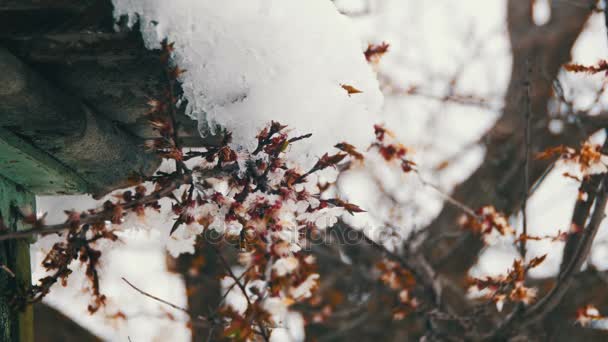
[335,142,364,160]
[341,84,363,95]
[528,254,548,269]
[364,42,390,62]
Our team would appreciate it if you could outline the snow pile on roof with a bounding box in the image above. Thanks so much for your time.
[112,0,383,158]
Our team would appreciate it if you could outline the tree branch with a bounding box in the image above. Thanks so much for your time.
[488,172,608,338]
[421,0,598,278]
[0,173,192,241]
[525,173,608,324]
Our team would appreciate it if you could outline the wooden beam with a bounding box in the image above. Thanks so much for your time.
[0,47,160,196]
[0,0,112,37]
[1,31,215,147]
[0,1,95,11]
[0,128,88,195]
[0,175,34,342]
[33,303,101,342]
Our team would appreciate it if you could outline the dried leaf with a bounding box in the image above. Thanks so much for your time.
[335,142,364,160]
[535,145,569,160]
[564,60,608,74]
[341,84,363,95]
[364,42,390,62]
[528,254,547,269]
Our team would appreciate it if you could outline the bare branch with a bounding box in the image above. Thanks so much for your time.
[0,173,192,241]
[520,59,533,260]
[488,172,608,338]
[525,174,608,323]
[122,277,211,324]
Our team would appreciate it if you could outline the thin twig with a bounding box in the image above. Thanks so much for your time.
[122,277,210,324]
[0,264,15,278]
[123,277,190,314]
[215,249,270,342]
[415,171,478,218]
[527,160,556,198]
[605,0,608,46]
[337,222,442,307]
[520,60,532,259]
[0,173,192,241]
[218,266,252,306]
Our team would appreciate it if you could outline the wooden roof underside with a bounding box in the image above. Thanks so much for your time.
[0,0,213,196]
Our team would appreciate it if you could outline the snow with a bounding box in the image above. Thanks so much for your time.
[34,195,191,341]
[326,0,509,258]
[112,0,383,161]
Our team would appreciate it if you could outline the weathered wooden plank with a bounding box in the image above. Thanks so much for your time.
[0,128,88,195]
[0,47,161,197]
[0,175,34,342]
[0,0,112,37]
[33,303,101,341]
[0,0,95,11]
[1,31,216,147]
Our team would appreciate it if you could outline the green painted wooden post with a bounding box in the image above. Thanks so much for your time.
[0,128,88,195]
[0,128,90,342]
[0,176,34,342]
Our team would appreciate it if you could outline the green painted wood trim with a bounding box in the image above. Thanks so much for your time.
[0,175,34,342]
[0,128,89,195]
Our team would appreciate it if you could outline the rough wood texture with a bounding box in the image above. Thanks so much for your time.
[0,175,34,342]
[0,128,88,194]
[0,0,222,340]
[2,30,209,145]
[33,303,101,342]
[0,47,161,196]
[0,0,218,197]
[0,1,213,149]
